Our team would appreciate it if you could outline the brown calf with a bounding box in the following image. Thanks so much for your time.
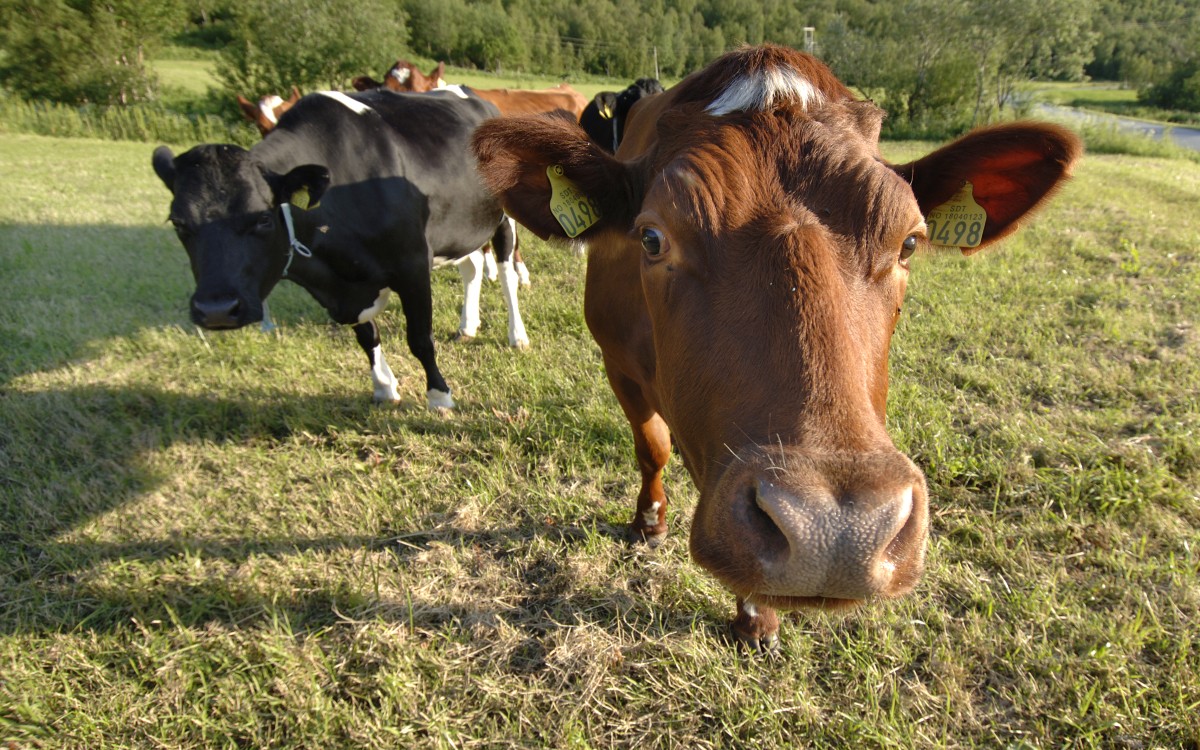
[472,44,1081,649]
[236,87,302,136]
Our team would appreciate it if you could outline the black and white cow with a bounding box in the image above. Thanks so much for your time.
[152,87,527,409]
[578,78,664,153]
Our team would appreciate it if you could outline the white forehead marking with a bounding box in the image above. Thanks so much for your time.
[317,90,374,115]
[260,95,284,124]
[706,68,824,116]
[390,67,412,84]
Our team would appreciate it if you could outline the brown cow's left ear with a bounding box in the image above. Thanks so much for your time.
[892,123,1082,254]
[472,115,638,242]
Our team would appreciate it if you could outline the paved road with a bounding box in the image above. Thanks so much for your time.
[1037,103,1200,152]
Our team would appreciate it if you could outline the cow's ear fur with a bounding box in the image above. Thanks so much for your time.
[236,95,260,123]
[269,164,332,208]
[472,116,638,242]
[152,146,176,191]
[892,123,1082,254]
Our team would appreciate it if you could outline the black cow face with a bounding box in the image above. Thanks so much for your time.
[152,144,329,329]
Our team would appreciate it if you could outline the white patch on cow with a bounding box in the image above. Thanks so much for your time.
[427,388,455,410]
[456,250,484,337]
[435,76,448,88]
[439,84,470,100]
[482,247,498,282]
[642,501,662,528]
[706,68,824,116]
[515,259,530,288]
[357,287,391,324]
[370,344,400,403]
[259,95,284,125]
[317,90,374,115]
[497,259,529,349]
[390,67,412,85]
[742,599,759,618]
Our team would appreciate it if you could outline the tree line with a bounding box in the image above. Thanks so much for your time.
[1,0,1198,134]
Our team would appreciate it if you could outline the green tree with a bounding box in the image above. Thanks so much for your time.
[0,0,185,104]
[216,0,407,95]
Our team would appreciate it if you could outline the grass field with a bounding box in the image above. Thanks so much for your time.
[1,131,1198,748]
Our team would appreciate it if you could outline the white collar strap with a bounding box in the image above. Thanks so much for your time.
[280,202,313,277]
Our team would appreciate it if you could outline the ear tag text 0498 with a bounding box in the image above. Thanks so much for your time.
[926,181,986,249]
[547,165,600,238]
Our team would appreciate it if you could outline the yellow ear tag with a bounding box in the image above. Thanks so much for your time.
[289,186,317,211]
[926,181,986,249]
[547,165,600,238]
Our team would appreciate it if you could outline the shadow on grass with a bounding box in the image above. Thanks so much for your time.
[0,380,686,646]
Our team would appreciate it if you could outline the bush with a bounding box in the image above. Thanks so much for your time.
[1140,59,1200,112]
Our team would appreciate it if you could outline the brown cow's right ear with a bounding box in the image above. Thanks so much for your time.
[152,146,176,191]
[472,116,638,241]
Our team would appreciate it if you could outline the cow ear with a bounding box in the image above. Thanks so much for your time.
[270,164,331,209]
[892,123,1082,254]
[236,95,259,123]
[472,115,637,242]
[152,146,176,191]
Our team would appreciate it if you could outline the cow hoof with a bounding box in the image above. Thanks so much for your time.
[733,628,781,654]
[452,331,475,343]
[512,338,531,351]
[731,605,781,654]
[426,389,455,410]
[627,523,668,548]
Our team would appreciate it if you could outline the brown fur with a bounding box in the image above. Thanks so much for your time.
[472,44,1082,646]
[236,87,302,137]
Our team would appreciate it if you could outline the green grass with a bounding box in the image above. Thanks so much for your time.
[2,132,1199,748]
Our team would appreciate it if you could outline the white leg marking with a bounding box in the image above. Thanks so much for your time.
[426,388,455,410]
[642,500,662,528]
[497,260,529,349]
[456,251,484,337]
[515,260,530,288]
[357,287,392,324]
[482,247,499,282]
[370,344,400,403]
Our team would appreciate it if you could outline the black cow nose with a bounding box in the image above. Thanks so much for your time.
[192,297,241,329]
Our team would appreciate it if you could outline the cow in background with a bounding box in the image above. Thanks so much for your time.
[472,44,1081,647]
[236,87,302,136]
[578,78,664,153]
[154,88,528,410]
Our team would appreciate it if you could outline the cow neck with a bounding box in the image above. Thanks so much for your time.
[279,202,313,277]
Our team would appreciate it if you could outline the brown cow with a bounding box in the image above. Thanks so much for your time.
[472,44,1081,649]
[236,87,302,136]
[358,59,588,119]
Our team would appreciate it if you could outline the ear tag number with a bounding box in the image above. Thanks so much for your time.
[289,186,317,211]
[547,165,600,238]
[926,181,986,249]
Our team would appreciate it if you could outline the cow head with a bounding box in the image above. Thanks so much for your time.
[152,144,330,329]
[473,45,1080,635]
[236,87,302,136]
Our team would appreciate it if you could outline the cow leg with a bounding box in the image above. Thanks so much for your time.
[454,250,484,342]
[394,273,454,410]
[353,321,400,403]
[606,364,671,545]
[482,245,499,282]
[732,597,780,652]
[490,216,530,349]
[507,216,530,288]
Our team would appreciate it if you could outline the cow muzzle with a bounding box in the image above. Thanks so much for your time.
[191,294,245,329]
[692,449,929,608]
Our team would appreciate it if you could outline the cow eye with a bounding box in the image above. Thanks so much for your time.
[169,217,190,239]
[255,213,274,234]
[641,227,665,257]
[900,234,918,262]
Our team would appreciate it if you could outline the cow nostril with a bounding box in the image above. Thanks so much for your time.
[879,487,924,587]
[744,481,789,559]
